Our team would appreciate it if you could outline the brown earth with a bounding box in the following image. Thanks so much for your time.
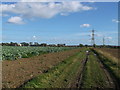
[95,48,119,65]
[94,48,120,89]
[96,48,119,59]
[2,48,81,88]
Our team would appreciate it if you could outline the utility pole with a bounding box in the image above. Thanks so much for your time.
[91,29,95,47]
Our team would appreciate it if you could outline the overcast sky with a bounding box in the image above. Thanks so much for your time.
[1,2,119,45]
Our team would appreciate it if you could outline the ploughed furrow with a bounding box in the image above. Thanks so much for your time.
[81,50,116,89]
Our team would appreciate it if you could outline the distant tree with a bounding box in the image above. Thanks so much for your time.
[29,42,33,46]
[40,43,47,47]
[10,42,14,46]
[9,42,18,46]
[79,44,84,47]
[34,42,39,46]
[93,44,96,48]
[57,44,66,47]
[48,44,56,47]
[2,43,9,46]
[85,44,88,48]
[20,42,29,46]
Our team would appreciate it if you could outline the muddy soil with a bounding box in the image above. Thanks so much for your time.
[2,49,81,88]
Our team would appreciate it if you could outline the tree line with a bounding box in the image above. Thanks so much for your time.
[0,42,120,48]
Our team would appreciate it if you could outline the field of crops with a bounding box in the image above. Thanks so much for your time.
[2,46,76,60]
[2,47,120,89]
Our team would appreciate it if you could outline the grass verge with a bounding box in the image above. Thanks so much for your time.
[92,49,120,88]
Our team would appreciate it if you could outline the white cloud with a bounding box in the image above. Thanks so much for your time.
[88,0,95,3]
[33,36,36,38]
[75,32,90,36]
[7,16,25,24]
[1,2,93,19]
[96,34,103,37]
[112,19,119,23]
[21,0,56,2]
[33,35,37,39]
[60,13,69,16]
[0,13,9,17]
[80,24,91,28]
[106,37,112,39]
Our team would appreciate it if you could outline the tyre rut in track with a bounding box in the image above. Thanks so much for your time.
[95,55,115,88]
[69,50,119,89]
[68,54,89,88]
[93,51,120,89]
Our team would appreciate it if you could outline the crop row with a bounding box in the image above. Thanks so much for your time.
[2,46,76,60]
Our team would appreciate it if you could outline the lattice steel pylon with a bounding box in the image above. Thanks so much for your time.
[91,29,95,46]
[103,36,105,46]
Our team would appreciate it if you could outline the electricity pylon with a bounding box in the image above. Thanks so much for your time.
[91,29,95,47]
[103,36,105,46]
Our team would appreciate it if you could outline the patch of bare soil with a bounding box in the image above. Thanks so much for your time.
[95,48,119,65]
[2,49,81,88]
[97,48,119,59]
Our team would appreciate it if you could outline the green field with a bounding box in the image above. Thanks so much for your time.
[2,46,76,60]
